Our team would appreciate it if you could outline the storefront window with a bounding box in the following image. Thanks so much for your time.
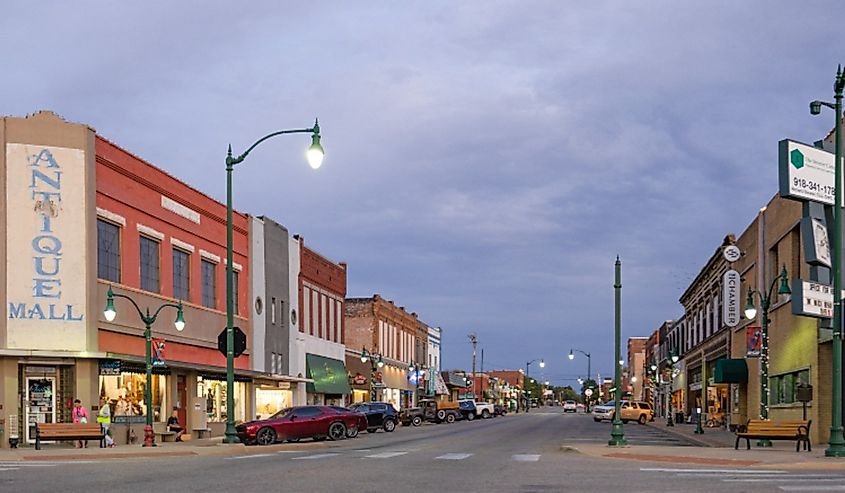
[197,377,246,423]
[255,386,292,420]
[99,373,167,421]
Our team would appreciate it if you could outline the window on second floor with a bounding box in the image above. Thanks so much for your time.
[139,235,160,293]
[233,270,240,315]
[172,248,190,301]
[201,259,216,309]
[97,219,121,282]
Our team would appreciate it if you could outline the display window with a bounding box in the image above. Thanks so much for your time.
[197,377,246,423]
[255,386,292,420]
[99,373,167,421]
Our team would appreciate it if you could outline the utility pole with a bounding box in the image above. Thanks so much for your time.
[469,333,478,398]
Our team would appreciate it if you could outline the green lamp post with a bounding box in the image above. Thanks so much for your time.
[223,121,324,443]
[103,286,185,447]
[810,65,845,457]
[361,347,384,402]
[666,350,679,427]
[744,265,791,447]
[609,256,627,446]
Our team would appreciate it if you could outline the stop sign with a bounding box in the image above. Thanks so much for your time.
[217,326,246,358]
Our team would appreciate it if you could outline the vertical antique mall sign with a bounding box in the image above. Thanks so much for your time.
[6,144,87,350]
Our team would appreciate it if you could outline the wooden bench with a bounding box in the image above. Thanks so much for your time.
[152,422,177,442]
[35,423,104,450]
[734,419,811,452]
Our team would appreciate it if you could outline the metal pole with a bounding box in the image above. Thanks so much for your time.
[144,317,154,447]
[224,149,238,443]
[827,65,845,457]
[609,256,627,446]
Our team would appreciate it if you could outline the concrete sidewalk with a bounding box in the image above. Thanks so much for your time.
[0,436,333,461]
[646,419,736,447]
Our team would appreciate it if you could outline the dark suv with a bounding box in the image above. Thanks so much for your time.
[349,402,399,432]
[458,400,478,421]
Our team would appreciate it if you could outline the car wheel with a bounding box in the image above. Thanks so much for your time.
[346,426,359,438]
[593,417,601,422]
[481,410,490,419]
[383,419,396,432]
[412,416,423,426]
[466,412,475,421]
[328,422,347,441]
[638,414,647,425]
[445,413,456,423]
[255,427,277,446]
[436,410,446,421]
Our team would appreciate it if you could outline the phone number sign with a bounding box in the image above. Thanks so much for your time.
[778,139,838,205]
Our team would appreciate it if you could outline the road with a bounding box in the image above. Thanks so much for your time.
[4,411,844,492]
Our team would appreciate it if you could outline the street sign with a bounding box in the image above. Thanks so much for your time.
[217,326,247,358]
[791,279,835,319]
[778,139,837,205]
[722,245,741,263]
[722,270,740,327]
[584,388,593,397]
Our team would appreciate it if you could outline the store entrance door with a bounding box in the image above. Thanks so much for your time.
[177,375,187,427]
[26,377,56,444]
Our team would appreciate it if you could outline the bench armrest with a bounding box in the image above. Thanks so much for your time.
[735,424,747,434]
[798,425,810,437]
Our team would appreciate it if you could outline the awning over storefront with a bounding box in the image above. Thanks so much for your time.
[306,354,351,395]
[713,358,748,384]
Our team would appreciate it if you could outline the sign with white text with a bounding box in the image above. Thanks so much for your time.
[791,279,834,319]
[778,139,838,205]
[722,270,740,327]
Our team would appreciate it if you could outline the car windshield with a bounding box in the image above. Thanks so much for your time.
[270,408,292,419]
[602,401,615,407]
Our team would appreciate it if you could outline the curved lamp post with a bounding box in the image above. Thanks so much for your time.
[810,66,845,457]
[524,358,545,412]
[103,286,185,447]
[666,351,679,427]
[361,347,384,402]
[744,265,791,447]
[223,120,324,443]
[569,349,592,410]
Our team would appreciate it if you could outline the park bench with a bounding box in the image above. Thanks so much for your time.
[35,423,104,450]
[734,419,811,452]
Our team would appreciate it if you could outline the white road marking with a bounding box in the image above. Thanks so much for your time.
[291,453,339,460]
[640,468,788,474]
[511,454,541,462]
[726,479,842,483]
[226,453,274,460]
[0,468,20,471]
[435,453,473,460]
[364,452,408,459]
[780,486,845,492]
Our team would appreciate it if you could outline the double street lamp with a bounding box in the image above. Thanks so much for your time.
[665,351,679,426]
[361,347,384,402]
[524,358,545,412]
[103,287,185,447]
[810,65,845,458]
[744,265,791,447]
[223,121,324,443]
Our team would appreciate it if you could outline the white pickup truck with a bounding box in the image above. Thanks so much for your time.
[460,400,495,420]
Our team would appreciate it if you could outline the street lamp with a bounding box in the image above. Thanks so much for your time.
[223,120,323,444]
[811,66,845,458]
[665,350,679,427]
[104,286,185,447]
[524,358,545,413]
[361,347,384,402]
[609,256,627,446]
[744,265,791,446]
[648,363,659,420]
[569,348,592,410]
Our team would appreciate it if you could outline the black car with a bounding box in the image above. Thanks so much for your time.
[493,404,508,416]
[349,402,399,432]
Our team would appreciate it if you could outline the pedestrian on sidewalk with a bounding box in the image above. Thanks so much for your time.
[166,407,185,442]
[72,399,90,448]
[97,397,115,448]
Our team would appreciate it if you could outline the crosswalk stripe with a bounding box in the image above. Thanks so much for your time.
[0,468,20,471]
[0,463,57,467]
[511,454,540,462]
[435,453,473,460]
[226,453,274,460]
[780,486,845,491]
[641,468,788,474]
[291,453,338,460]
[364,452,408,459]
[726,479,842,483]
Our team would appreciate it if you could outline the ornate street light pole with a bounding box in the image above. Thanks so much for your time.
[810,66,845,457]
[103,287,185,447]
[569,349,592,410]
[609,256,627,446]
[744,265,791,447]
[223,121,324,443]
[361,347,384,402]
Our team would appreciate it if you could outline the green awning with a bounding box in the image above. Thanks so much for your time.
[306,354,351,395]
[713,358,748,384]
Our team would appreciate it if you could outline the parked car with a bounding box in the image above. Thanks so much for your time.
[458,400,478,421]
[236,405,366,445]
[401,399,462,425]
[592,400,654,425]
[349,402,399,433]
[563,400,577,413]
[493,404,508,416]
[469,400,496,419]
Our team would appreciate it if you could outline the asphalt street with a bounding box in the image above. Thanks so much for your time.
[4,411,845,493]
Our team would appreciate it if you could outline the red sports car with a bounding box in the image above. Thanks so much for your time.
[237,405,367,445]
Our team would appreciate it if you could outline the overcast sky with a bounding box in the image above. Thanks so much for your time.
[3,2,842,385]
